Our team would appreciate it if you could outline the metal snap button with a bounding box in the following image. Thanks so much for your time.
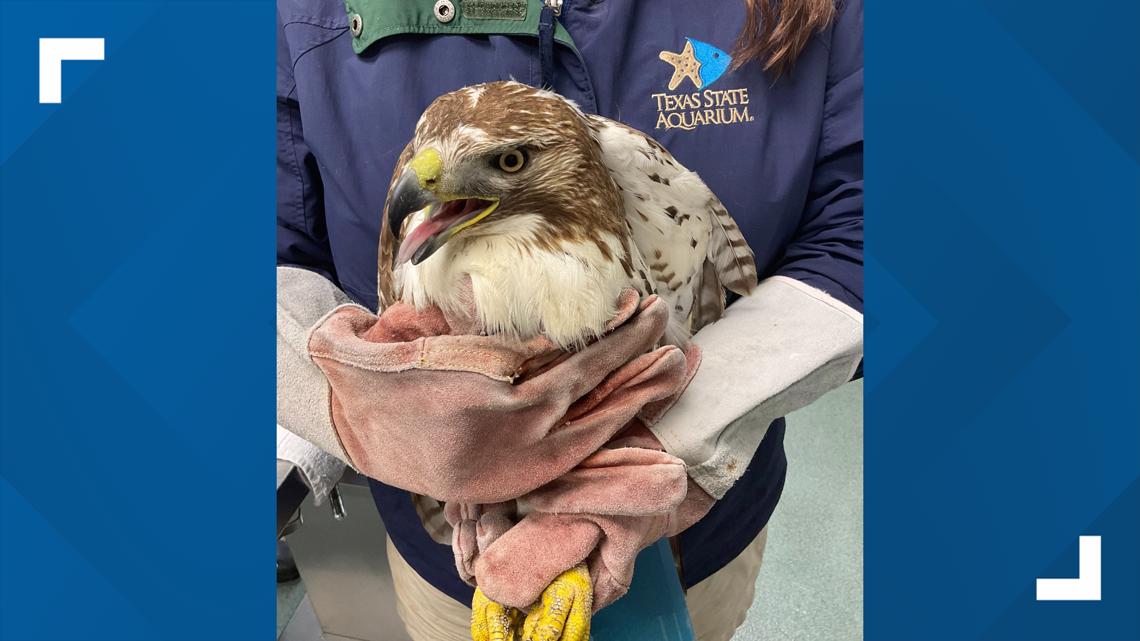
[433,0,456,23]
[349,13,363,37]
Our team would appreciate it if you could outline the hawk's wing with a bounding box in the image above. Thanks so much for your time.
[586,115,758,332]
[377,141,416,311]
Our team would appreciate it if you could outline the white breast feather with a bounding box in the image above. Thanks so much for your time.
[398,212,628,349]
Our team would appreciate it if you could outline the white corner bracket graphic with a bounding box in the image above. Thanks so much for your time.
[1036,535,1102,601]
[39,38,105,104]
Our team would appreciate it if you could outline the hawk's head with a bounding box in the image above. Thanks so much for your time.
[386,81,626,266]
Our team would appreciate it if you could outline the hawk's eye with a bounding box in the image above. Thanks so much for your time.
[496,149,527,173]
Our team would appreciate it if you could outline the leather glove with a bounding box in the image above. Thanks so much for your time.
[307,289,690,504]
[457,421,715,641]
[468,425,715,607]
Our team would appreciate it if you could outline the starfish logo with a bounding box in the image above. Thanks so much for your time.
[652,37,753,132]
[658,38,731,90]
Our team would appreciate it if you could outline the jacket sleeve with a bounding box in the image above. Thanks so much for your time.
[277,7,337,280]
[777,0,863,312]
[276,10,352,465]
[649,0,864,499]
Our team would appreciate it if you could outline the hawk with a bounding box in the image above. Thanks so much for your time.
[380,80,758,348]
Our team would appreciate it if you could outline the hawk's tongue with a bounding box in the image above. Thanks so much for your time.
[396,198,487,264]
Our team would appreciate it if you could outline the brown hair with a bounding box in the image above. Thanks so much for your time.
[733,0,836,78]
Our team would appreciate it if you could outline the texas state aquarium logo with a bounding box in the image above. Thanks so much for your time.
[654,37,754,132]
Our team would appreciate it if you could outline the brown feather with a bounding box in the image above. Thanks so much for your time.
[585,111,758,334]
[706,200,759,296]
[691,258,727,332]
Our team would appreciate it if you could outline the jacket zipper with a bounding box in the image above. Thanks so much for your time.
[537,0,561,88]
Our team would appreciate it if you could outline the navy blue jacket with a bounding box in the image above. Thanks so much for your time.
[277,0,862,604]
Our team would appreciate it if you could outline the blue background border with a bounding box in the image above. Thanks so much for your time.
[865,0,1139,638]
[1,0,1138,639]
[2,1,274,639]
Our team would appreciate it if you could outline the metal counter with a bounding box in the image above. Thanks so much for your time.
[278,465,411,641]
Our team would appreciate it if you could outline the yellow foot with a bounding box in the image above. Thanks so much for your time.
[471,587,521,641]
[520,563,593,641]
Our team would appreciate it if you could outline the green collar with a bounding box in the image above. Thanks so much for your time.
[343,0,578,55]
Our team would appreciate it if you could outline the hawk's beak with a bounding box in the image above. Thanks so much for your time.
[388,150,442,241]
[388,148,499,266]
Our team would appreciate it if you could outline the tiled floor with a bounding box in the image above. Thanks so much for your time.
[277,380,863,641]
[277,574,305,638]
[734,380,864,641]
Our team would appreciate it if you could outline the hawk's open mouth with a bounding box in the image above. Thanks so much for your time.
[396,197,499,265]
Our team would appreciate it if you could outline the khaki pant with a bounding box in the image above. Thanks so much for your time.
[387,528,767,641]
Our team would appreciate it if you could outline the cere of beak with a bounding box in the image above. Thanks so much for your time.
[395,197,499,265]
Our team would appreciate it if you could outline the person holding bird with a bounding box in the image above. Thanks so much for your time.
[277,0,863,639]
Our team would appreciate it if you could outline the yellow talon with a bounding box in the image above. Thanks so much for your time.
[471,565,592,641]
[472,587,521,641]
[520,564,593,641]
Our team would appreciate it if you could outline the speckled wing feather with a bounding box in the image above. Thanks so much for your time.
[377,141,416,311]
[586,115,758,333]
[693,258,726,331]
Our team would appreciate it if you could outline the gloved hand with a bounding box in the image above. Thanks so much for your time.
[473,435,714,601]
[456,422,715,641]
[307,289,690,504]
